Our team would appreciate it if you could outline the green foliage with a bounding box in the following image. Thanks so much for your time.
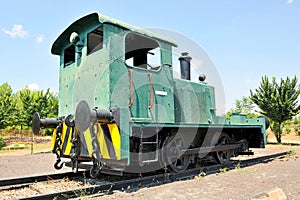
[282,120,291,135]
[45,129,53,136]
[288,150,297,157]
[294,115,300,124]
[270,120,281,139]
[219,167,227,173]
[234,96,254,114]
[18,88,59,129]
[250,75,300,143]
[0,83,17,129]
[224,110,233,120]
[18,88,35,129]
[293,116,300,136]
[224,96,258,119]
[0,83,58,132]
[0,136,5,149]
[296,127,300,136]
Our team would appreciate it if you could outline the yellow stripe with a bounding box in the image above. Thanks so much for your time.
[51,129,57,152]
[59,124,69,156]
[98,124,110,159]
[64,126,73,155]
[107,123,121,160]
[51,124,73,156]
[72,123,121,160]
[83,128,93,157]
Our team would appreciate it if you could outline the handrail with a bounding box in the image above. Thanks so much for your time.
[148,73,154,109]
[128,69,134,108]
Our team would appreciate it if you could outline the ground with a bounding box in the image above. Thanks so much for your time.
[94,147,300,200]
[0,131,300,199]
[0,146,299,199]
[267,129,300,145]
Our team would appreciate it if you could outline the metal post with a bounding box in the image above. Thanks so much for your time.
[31,130,34,154]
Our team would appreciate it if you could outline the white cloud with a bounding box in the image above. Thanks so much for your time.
[36,35,44,44]
[2,24,29,38]
[27,83,39,91]
[287,0,294,4]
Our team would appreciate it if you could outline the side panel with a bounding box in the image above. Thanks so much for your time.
[150,43,175,123]
[113,33,175,123]
[174,79,216,124]
[225,114,267,147]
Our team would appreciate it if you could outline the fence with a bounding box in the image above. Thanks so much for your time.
[0,129,52,154]
[0,129,49,137]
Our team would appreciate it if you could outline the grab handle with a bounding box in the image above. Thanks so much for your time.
[128,69,134,108]
[148,73,154,109]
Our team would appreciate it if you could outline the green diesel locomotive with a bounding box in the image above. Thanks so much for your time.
[33,13,268,177]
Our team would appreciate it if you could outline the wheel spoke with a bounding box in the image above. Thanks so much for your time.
[162,134,190,172]
[214,133,232,164]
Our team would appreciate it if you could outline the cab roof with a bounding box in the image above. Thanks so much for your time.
[51,12,178,55]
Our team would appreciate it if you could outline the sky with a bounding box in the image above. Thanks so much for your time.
[0,0,299,112]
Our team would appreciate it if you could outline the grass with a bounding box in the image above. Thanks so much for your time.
[195,170,206,179]
[235,161,241,170]
[219,167,227,173]
[288,150,297,157]
[72,173,91,198]
[71,172,113,199]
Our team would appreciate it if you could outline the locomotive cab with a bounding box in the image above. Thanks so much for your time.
[52,13,178,123]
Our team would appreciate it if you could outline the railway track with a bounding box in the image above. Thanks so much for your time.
[0,151,290,200]
[0,171,87,191]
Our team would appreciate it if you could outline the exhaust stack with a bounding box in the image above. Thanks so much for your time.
[179,52,192,80]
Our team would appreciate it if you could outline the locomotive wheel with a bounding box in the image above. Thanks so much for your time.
[213,133,233,164]
[161,134,190,172]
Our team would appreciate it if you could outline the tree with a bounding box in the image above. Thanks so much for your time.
[0,83,58,130]
[17,87,59,130]
[250,75,300,143]
[40,89,58,118]
[0,83,17,129]
[18,88,34,129]
[225,96,257,119]
[294,115,300,136]
[233,96,255,114]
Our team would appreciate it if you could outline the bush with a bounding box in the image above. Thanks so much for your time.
[294,116,300,136]
[0,137,5,149]
[45,129,53,136]
[295,127,300,136]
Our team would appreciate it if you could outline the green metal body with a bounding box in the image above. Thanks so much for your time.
[51,13,267,166]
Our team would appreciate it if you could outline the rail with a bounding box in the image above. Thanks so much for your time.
[3,150,289,200]
[0,171,87,190]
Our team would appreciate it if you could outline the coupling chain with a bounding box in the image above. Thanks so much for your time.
[54,124,64,169]
[70,127,79,172]
[89,123,103,178]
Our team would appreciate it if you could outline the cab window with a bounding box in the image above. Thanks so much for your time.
[87,26,103,55]
[125,33,161,70]
[64,45,75,67]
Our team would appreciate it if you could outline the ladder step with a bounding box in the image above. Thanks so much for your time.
[141,142,158,145]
